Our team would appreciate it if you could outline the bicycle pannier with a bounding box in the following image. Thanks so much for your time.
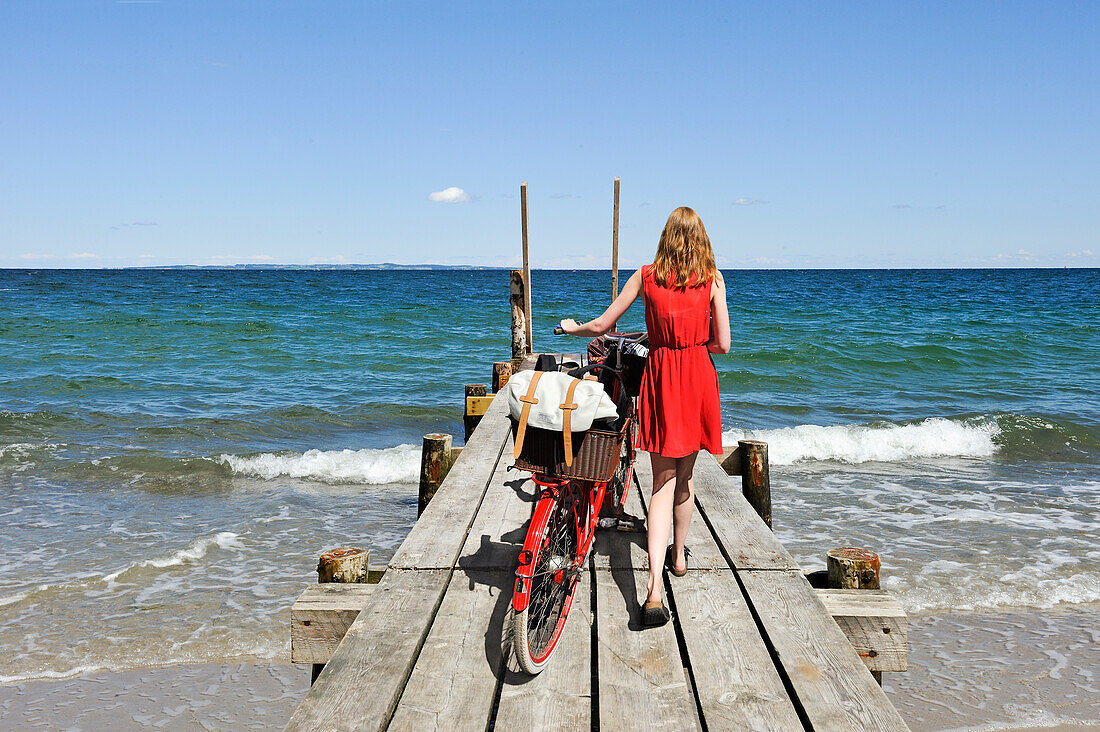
[504,370,618,466]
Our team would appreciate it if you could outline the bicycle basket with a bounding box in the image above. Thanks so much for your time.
[511,415,631,482]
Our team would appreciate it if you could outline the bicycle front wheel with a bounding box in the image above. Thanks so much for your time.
[511,488,581,674]
[608,416,638,514]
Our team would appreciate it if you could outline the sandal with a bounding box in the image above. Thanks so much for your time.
[665,545,690,577]
[642,599,671,626]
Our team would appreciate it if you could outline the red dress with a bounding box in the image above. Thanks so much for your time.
[635,265,723,457]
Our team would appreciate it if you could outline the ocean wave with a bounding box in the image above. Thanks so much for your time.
[0,532,246,608]
[724,417,1000,465]
[102,531,244,586]
[217,444,420,484]
[887,566,1100,613]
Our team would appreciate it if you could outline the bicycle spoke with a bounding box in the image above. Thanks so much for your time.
[525,489,579,658]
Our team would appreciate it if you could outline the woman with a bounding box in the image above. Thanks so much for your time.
[559,206,730,626]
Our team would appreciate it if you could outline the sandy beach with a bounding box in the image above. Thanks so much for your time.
[2,603,1097,731]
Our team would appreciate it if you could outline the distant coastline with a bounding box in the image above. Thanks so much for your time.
[1,264,1096,272]
[133,263,510,271]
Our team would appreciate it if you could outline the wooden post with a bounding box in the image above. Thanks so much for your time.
[418,433,453,515]
[312,547,369,683]
[827,547,883,684]
[827,547,881,590]
[318,547,370,584]
[738,440,771,528]
[520,181,532,354]
[492,361,513,392]
[463,384,487,442]
[510,269,527,365]
[612,177,620,300]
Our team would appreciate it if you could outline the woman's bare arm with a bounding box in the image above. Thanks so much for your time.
[559,269,643,337]
[707,273,731,354]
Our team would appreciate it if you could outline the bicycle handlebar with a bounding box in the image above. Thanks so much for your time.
[555,321,647,345]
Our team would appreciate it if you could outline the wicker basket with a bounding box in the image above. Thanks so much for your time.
[511,416,630,482]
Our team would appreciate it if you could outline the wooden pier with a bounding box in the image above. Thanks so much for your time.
[285,355,910,731]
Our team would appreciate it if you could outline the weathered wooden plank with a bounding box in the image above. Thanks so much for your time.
[466,394,494,416]
[283,569,450,732]
[672,569,803,730]
[594,568,698,731]
[816,589,908,673]
[495,570,593,730]
[632,455,728,571]
[390,393,510,570]
[719,444,742,475]
[691,453,800,571]
[388,570,511,731]
[739,570,910,731]
[290,584,374,665]
[592,469,650,570]
[459,436,535,571]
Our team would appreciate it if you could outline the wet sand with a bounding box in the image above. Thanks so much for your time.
[1,605,1097,731]
[885,605,1100,731]
[0,662,308,731]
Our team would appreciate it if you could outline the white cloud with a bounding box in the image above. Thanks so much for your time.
[1066,249,1094,258]
[71,252,99,259]
[428,186,473,203]
[309,255,349,265]
[733,198,769,206]
[110,221,158,230]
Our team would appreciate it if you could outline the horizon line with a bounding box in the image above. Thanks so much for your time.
[1,264,1097,272]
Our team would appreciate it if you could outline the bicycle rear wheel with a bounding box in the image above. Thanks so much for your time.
[511,485,581,674]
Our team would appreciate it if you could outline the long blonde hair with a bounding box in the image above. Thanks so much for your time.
[652,206,717,290]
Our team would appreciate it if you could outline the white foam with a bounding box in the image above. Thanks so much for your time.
[0,442,56,459]
[0,588,32,608]
[887,568,1100,613]
[0,663,108,684]
[219,444,420,484]
[724,417,1000,465]
[255,505,293,523]
[103,532,245,585]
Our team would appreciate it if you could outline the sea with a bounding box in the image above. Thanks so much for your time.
[0,268,1097,725]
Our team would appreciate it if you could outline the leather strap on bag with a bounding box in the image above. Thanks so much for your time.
[513,371,543,459]
[559,378,582,467]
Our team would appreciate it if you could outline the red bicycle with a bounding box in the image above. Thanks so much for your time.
[508,332,647,674]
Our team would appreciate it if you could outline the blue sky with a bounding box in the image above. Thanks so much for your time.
[1,2,1097,269]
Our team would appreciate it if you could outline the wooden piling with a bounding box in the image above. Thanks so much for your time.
[827,547,881,590]
[827,547,884,684]
[491,361,512,393]
[612,177,620,300]
[510,269,528,365]
[520,182,532,354]
[463,384,488,442]
[738,440,771,528]
[317,547,370,584]
[312,547,370,683]
[418,433,454,515]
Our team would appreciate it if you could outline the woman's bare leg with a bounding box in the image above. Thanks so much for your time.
[670,452,698,573]
[646,453,677,604]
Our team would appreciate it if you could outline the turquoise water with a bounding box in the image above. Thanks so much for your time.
[0,268,1098,681]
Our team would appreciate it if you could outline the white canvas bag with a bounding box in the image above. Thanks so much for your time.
[504,370,619,466]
